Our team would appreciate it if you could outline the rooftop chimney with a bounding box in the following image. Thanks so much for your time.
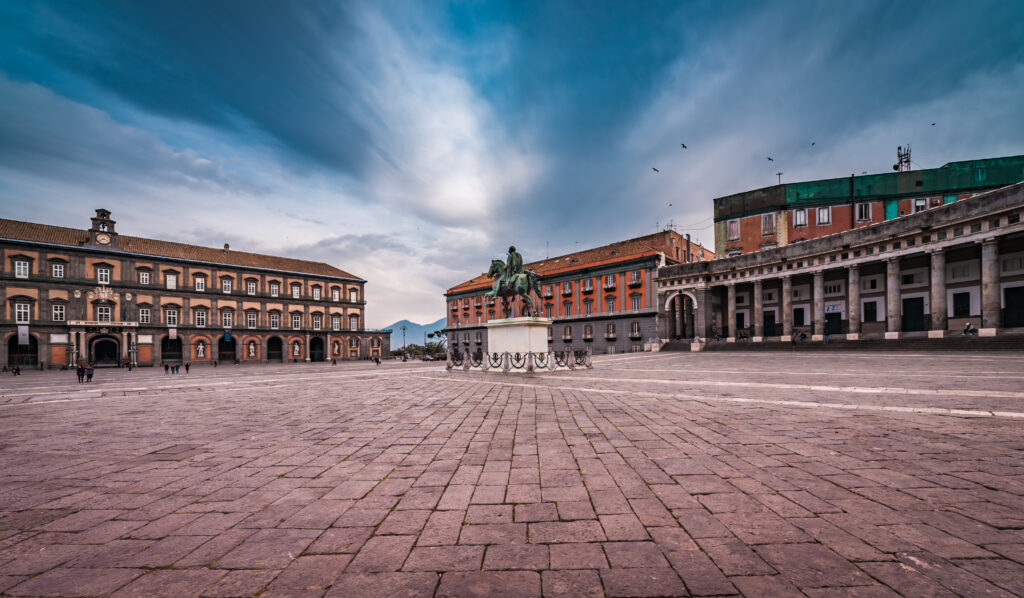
[223,243,230,252]
[685,234,691,263]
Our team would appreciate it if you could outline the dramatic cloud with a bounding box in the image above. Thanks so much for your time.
[1,0,1022,326]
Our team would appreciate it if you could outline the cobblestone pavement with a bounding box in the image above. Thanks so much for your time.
[1,352,1023,597]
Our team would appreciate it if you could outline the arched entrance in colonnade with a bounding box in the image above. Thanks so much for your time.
[161,336,183,362]
[267,337,283,361]
[662,290,699,340]
[218,335,237,362]
[7,334,38,366]
[90,335,120,366]
[309,337,325,362]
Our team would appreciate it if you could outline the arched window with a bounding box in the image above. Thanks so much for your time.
[349,314,359,330]
[348,337,358,348]
[584,324,593,339]
[563,325,572,340]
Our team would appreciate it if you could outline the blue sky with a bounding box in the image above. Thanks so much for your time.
[2,1,1023,326]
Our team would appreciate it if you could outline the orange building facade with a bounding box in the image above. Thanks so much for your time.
[2,209,389,367]
[445,231,714,354]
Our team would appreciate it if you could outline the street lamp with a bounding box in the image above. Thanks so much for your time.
[401,325,407,361]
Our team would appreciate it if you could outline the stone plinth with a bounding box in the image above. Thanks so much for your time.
[486,317,551,355]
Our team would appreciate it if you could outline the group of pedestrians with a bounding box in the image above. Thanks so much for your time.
[75,364,94,383]
[163,363,190,374]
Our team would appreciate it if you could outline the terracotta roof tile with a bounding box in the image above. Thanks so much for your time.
[447,231,712,294]
[0,218,361,280]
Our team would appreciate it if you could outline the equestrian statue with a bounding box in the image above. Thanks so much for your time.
[486,245,543,318]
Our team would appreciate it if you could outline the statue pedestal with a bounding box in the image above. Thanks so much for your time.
[486,317,551,354]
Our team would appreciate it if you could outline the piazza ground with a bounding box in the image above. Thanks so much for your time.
[0,353,1023,598]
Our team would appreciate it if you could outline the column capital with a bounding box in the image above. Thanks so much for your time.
[847,263,859,272]
[982,237,999,246]
[927,247,945,255]
[886,256,900,263]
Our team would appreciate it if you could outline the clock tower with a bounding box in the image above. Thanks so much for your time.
[89,208,118,248]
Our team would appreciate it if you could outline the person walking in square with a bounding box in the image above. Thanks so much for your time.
[185,362,190,373]
[164,363,169,374]
[76,364,85,383]
[86,364,94,382]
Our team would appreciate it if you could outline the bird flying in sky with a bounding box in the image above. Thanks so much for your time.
[766,157,774,161]
[680,143,687,149]
[810,142,815,146]
[652,167,660,172]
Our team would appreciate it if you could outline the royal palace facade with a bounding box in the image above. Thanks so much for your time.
[445,231,714,354]
[1,209,389,368]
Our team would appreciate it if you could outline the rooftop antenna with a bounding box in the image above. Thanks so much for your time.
[776,172,783,184]
[546,240,549,259]
[893,144,911,172]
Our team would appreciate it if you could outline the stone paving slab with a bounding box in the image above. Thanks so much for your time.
[0,352,1022,596]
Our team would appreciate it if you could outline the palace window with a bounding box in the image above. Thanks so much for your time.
[606,323,616,337]
[863,301,878,322]
[563,325,572,340]
[349,314,359,330]
[96,305,112,322]
[332,315,341,331]
[139,308,151,324]
[97,267,111,285]
[15,303,30,324]
[312,314,322,330]
[824,283,842,295]
[761,213,775,235]
[631,321,641,336]
[270,313,280,329]
[630,295,642,311]
[914,198,927,213]
[563,301,572,316]
[630,270,641,282]
[222,278,232,293]
[292,284,301,299]
[247,312,257,328]
[583,299,593,315]
[14,260,29,279]
[51,304,65,322]
[475,331,482,344]
[349,289,359,302]
[582,279,593,291]
[195,310,207,327]
[727,219,740,241]
[221,311,233,328]
[606,297,616,312]
[349,337,359,348]
[816,207,831,225]
[194,276,205,291]
[139,271,150,285]
[292,314,302,329]
[793,209,807,227]
[166,273,177,290]
[584,324,593,339]
[269,282,279,297]
[332,287,340,301]
[312,287,321,300]
[52,263,65,278]
[604,275,616,289]
[856,203,871,221]
[247,281,257,295]
[952,292,971,318]
[544,304,553,318]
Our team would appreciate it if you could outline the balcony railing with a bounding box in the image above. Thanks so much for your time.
[603,282,616,290]
[581,285,594,294]
[628,278,642,287]
[561,287,573,296]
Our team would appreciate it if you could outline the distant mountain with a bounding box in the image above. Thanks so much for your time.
[382,317,446,351]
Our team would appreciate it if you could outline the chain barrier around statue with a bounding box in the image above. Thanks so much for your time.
[446,245,593,373]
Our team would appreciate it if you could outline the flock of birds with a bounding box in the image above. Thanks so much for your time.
[651,122,937,174]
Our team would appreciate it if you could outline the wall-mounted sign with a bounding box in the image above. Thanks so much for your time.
[18,326,29,345]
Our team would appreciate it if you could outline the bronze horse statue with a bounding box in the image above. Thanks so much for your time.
[486,259,542,318]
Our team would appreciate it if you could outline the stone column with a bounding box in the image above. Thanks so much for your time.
[694,287,713,340]
[981,239,1000,333]
[676,295,684,338]
[753,280,764,340]
[847,266,860,338]
[726,284,736,341]
[812,271,825,339]
[886,258,900,338]
[657,293,671,339]
[120,331,129,364]
[781,276,793,339]
[929,249,947,337]
[304,332,311,361]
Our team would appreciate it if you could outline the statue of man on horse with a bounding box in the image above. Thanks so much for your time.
[486,246,543,318]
